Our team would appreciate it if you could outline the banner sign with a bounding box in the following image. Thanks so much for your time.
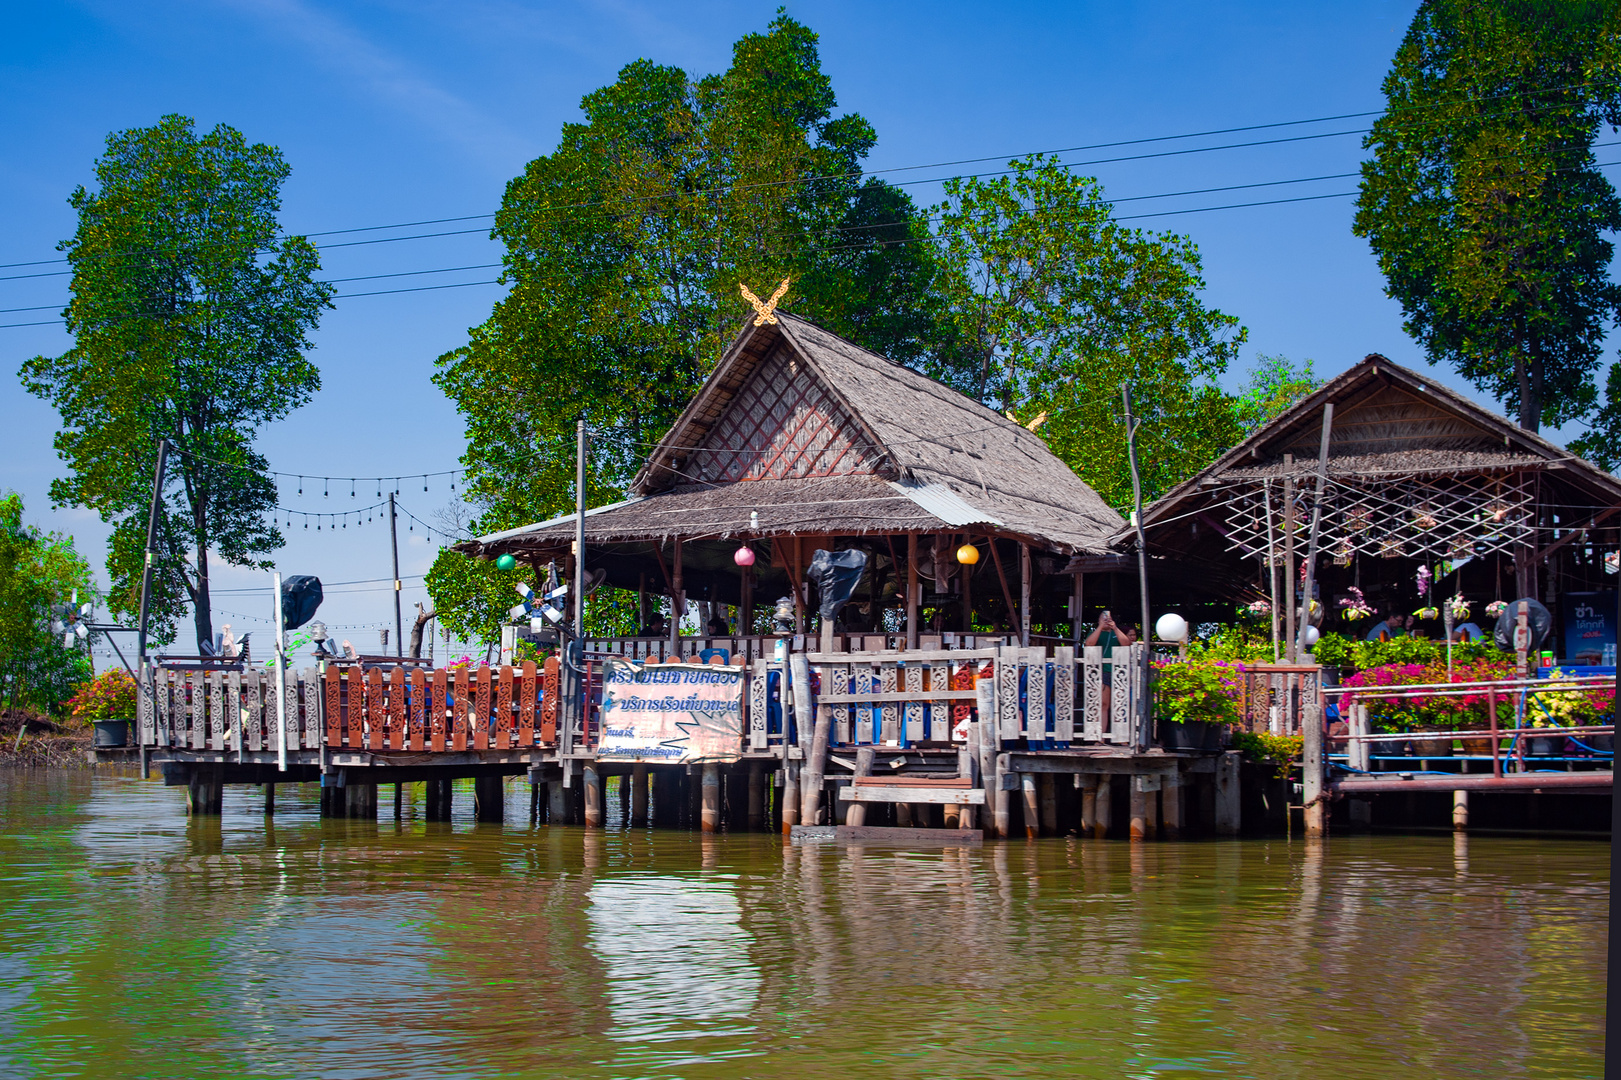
[1563,591,1617,666]
[596,660,745,764]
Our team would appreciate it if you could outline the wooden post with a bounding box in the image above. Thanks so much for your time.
[1283,454,1297,664]
[1296,404,1335,660]
[548,779,567,825]
[782,763,800,831]
[747,761,764,830]
[1079,774,1098,834]
[792,537,805,634]
[1071,572,1084,644]
[1303,697,1325,837]
[1021,773,1039,838]
[474,776,505,823]
[184,768,219,817]
[961,536,974,633]
[1214,751,1240,836]
[801,704,832,826]
[701,762,721,832]
[993,753,1011,838]
[672,538,684,652]
[1094,774,1112,839]
[1039,773,1059,835]
[1452,789,1469,831]
[1019,543,1032,647]
[631,763,649,826]
[264,782,275,817]
[346,782,377,820]
[1161,770,1183,840]
[393,782,402,821]
[1128,777,1149,842]
[530,781,540,824]
[906,533,920,650]
[584,764,602,828]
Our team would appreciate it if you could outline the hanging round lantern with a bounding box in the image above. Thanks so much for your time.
[1155,612,1189,643]
[734,544,756,567]
[495,554,517,572]
[956,543,980,565]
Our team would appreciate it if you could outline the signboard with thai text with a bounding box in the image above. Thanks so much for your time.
[595,660,744,764]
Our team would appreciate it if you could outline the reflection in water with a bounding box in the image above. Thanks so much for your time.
[0,770,1606,1080]
[589,876,760,1066]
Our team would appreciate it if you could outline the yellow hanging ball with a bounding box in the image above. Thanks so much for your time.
[956,543,980,565]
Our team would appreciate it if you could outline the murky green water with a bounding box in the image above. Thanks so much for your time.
[0,769,1606,1079]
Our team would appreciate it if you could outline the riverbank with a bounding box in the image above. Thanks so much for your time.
[0,711,91,768]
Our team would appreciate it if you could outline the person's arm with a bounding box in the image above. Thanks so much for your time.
[1116,626,1137,646]
[1084,622,1104,647]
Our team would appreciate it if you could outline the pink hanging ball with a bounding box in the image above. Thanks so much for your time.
[733,545,756,567]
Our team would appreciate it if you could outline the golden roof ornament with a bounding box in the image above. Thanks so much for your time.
[740,278,791,326]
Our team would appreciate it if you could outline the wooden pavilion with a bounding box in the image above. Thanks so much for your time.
[457,311,1125,653]
[1126,354,1621,659]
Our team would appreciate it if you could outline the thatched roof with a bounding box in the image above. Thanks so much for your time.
[1134,354,1621,541]
[459,313,1123,560]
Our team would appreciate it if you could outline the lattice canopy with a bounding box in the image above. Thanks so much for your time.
[1219,470,1537,565]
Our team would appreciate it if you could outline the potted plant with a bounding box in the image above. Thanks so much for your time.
[66,670,138,747]
[1528,671,1615,754]
[1152,658,1244,750]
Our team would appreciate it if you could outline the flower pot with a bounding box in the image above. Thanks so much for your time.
[1202,723,1226,751]
[1412,737,1452,757]
[92,719,130,748]
[1159,719,1209,751]
[1377,739,1409,758]
[1527,736,1561,756]
[1459,737,1494,756]
[1585,734,1614,753]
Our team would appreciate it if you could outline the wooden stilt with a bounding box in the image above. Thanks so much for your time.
[631,763,649,826]
[1079,775,1097,835]
[1452,789,1469,831]
[1128,779,1148,842]
[346,782,376,820]
[800,704,832,826]
[530,781,540,824]
[264,782,275,817]
[583,764,602,828]
[1162,771,1183,840]
[1215,752,1240,836]
[1094,774,1112,838]
[1039,773,1058,835]
[548,779,567,825]
[701,762,721,832]
[474,776,504,823]
[747,762,764,831]
[393,782,402,821]
[1021,773,1039,838]
[1303,697,1325,836]
[617,771,629,826]
[993,753,1011,838]
[781,763,800,831]
[187,767,223,816]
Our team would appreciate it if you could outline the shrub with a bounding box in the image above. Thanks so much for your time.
[1230,730,1302,776]
[1152,658,1246,725]
[1339,658,1517,732]
[63,669,137,723]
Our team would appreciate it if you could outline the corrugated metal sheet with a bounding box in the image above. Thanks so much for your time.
[473,497,643,546]
[889,480,1003,527]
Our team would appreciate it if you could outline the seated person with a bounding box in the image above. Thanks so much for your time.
[1452,621,1485,642]
[706,614,731,637]
[637,612,668,638]
[1364,612,1409,642]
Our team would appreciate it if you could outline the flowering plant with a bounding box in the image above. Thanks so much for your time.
[1527,670,1614,729]
[1243,599,1271,617]
[1413,605,1439,620]
[1152,659,1245,726]
[64,670,137,722]
[1447,593,1471,621]
[1340,658,1517,732]
[1338,586,1374,621]
[1485,601,1508,619]
[1415,564,1432,598]
[447,655,491,672]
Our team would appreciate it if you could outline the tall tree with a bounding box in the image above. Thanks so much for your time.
[1232,354,1321,435]
[1354,0,1621,432]
[429,14,935,635]
[20,116,333,649]
[0,493,96,714]
[929,156,1247,509]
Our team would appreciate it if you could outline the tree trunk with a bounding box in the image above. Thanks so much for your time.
[192,540,213,653]
[409,605,436,658]
[1517,353,1540,432]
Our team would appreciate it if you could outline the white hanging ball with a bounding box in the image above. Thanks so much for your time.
[1303,625,1321,648]
[1155,613,1189,642]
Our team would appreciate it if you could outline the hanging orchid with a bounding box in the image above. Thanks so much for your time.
[1448,593,1471,621]
[1244,599,1271,617]
[1415,564,1432,598]
[1339,586,1374,621]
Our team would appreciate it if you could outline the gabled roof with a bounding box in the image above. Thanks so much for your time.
[1131,353,1621,544]
[460,312,1124,557]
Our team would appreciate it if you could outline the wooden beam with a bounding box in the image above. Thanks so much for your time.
[1535,506,1621,563]
[988,539,1018,633]
[906,533,919,650]
[1019,542,1031,647]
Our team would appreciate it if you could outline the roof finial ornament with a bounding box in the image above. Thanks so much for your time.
[740,278,791,326]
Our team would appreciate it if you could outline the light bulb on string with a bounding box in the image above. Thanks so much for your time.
[423,476,427,492]
[376,481,382,497]
[323,479,328,497]
[350,481,355,498]
[298,476,303,496]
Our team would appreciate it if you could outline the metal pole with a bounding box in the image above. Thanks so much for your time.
[134,438,170,675]
[1297,404,1334,660]
[389,492,402,657]
[576,418,587,635]
[272,571,287,773]
[1120,384,1152,751]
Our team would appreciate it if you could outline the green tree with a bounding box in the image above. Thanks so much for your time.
[929,155,1247,509]
[1353,0,1621,432]
[430,13,936,632]
[20,115,333,649]
[1571,361,1621,467]
[1232,353,1321,434]
[0,494,96,714]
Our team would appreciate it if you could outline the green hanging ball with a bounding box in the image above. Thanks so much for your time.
[495,553,517,572]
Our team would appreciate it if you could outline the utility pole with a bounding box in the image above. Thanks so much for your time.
[389,491,402,657]
[272,571,287,773]
[134,438,169,780]
[1121,384,1152,752]
[576,419,587,634]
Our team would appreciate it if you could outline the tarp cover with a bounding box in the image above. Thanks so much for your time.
[281,575,323,631]
[1493,597,1554,654]
[595,660,744,764]
[806,548,868,621]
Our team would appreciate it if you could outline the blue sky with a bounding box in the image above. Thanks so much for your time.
[2,1,1610,656]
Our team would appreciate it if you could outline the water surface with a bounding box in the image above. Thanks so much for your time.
[0,770,1605,1078]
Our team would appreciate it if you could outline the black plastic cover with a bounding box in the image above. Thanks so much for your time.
[281,575,324,631]
[1492,597,1553,653]
[806,548,869,622]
